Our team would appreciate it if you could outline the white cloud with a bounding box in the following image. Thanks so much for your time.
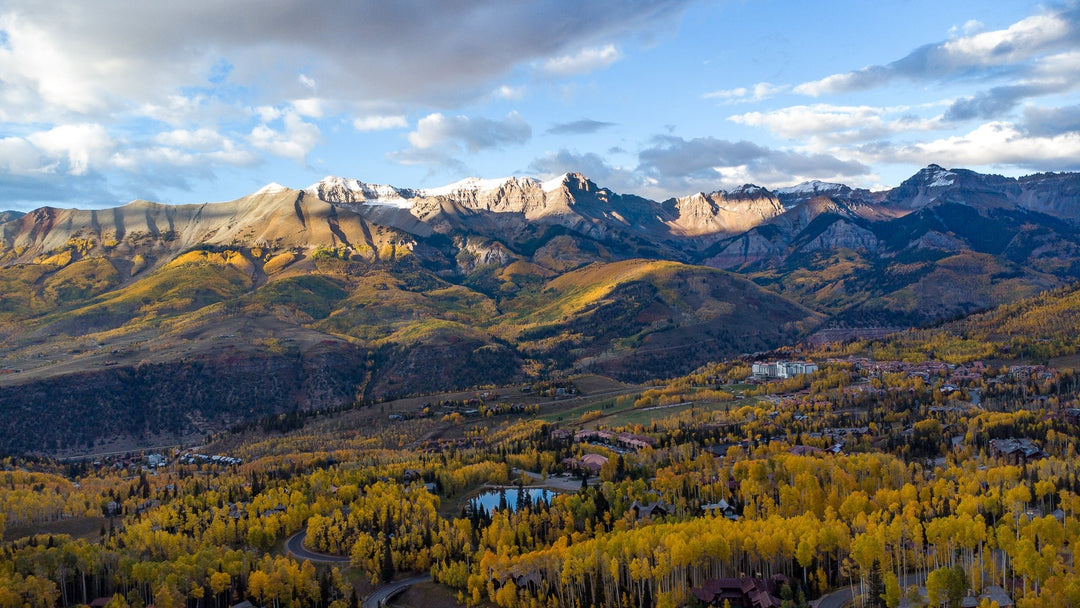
[249,111,321,163]
[703,82,786,103]
[291,98,324,118]
[874,121,1080,169]
[948,19,985,38]
[0,137,46,174]
[393,111,532,169]
[110,145,257,170]
[730,104,943,143]
[541,44,622,77]
[704,86,747,100]
[941,13,1069,66]
[0,1,690,121]
[407,112,531,152]
[353,115,408,131]
[255,106,283,123]
[493,85,526,100]
[153,128,230,151]
[794,8,1080,96]
[794,72,866,97]
[0,0,696,205]
[26,124,115,175]
[134,128,257,168]
[1034,49,1080,78]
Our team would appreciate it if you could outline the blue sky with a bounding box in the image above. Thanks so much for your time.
[1,0,1078,210]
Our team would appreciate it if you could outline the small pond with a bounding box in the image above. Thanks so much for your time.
[470,488,557,513]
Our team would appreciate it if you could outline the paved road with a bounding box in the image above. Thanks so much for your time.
[285,529,351,564]
[362,574,432,608]
[814,572,926,608]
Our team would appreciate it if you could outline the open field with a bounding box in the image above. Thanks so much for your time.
[4,516,109,542]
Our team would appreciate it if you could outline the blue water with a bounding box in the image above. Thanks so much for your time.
[470,488,556,513]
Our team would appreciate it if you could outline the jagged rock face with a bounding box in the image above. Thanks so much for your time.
[306,176,418,205]
[433,176,554,216]
[455,237,518,273]
[1014,172,1080,218]
[702,231,785,269]
[881,165,1015,212]
[878,164,1080,216]
[305,174,790,248]
[668,187,785,237]
[795,219,881,254]
[5,164,1080,280]
[910,231,969,251]
[775,180,868,208]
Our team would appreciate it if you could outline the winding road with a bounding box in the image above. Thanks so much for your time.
[285,529,351,564]
[362,574,433,608]
[286,529,432,608]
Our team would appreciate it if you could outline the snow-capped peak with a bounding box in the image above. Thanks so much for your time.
[922,165,956,189]
[253,182,289,195]
[421,176,524,197]
[775,180,845,195]
[305,176,415,208]
[541,173,572,193]
[727,184,770,197]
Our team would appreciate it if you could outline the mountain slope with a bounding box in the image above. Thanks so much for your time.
[3,164,1080,454]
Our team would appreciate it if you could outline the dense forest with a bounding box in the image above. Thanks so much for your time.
[0,344,1078,608]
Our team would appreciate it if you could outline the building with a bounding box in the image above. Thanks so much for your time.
[580,454,608,475]
[752,361,818,379]
[563,453,609,475]
[691,575,788,608]
[989,438,1043,465]
[629,499,670,521]
[786,445,824,457]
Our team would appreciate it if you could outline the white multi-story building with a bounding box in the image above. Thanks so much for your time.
[752,360,818,379]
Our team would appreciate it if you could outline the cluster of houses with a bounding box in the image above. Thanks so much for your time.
[553,428,659,475]
[179,452,242,466]
[840,356,1055,387]
[417,436,486,452]
[751,361,818,379]
[90,452,170,472]
[568,429,658,451]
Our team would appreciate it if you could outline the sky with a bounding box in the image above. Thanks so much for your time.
[1,0,1079,210]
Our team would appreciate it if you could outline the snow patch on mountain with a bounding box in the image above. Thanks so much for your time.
[422,176,523,197]
[305,176,415,208]
[728,184,770,197]
[253,182,289,195]
[775,181,845,195]
[541,173,571,193]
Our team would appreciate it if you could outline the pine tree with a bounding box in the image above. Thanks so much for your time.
[867,559,885,608]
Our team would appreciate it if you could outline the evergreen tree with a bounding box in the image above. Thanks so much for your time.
[867,559,885,608]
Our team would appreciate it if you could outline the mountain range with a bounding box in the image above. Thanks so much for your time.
[2,164,1079,454]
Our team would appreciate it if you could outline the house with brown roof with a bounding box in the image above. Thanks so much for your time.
[690,575,787,608]
[562,453,609,475]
